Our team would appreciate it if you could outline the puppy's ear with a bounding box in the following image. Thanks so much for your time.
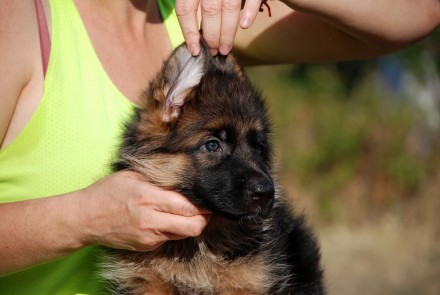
[157,44,207,123]
[212,53,247,81]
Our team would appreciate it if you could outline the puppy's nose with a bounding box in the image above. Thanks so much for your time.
[248,176,275,210]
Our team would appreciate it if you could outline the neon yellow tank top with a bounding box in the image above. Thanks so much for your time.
[0,0,183,293]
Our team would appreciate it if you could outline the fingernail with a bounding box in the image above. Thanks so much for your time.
[240,16,251,28]
[190,43,200,56]
[219,44,232,55]
[209,48,218,56]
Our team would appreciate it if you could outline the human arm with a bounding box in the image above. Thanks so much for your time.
[0,171,210,275]
[236,0,440,63]
[176,0,440,63]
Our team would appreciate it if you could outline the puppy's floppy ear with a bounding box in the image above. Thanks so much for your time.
[158,43,207,123]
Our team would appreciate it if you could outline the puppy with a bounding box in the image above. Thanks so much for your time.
[103,41,325,295]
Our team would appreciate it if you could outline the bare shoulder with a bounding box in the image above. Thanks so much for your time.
[0,0,42,147]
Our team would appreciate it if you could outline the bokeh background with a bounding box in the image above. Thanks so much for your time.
[245,30,440,295]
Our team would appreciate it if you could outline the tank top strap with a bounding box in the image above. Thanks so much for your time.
[34,0,51,76]
[157,0,185,49]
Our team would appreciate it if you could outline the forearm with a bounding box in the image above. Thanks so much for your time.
[284,0,440,48]
[177,0,440,63]
[235,0,440,64]
[0,171,211,276]
[0,192,85,275]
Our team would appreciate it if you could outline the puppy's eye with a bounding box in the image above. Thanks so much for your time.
[258,143,267,157]
[258,145,263,155]
[204,140,221,152]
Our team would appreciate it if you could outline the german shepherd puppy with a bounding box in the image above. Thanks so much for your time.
[103,41,325,295]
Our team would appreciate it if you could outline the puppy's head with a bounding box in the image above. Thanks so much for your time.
[117,42,275,219]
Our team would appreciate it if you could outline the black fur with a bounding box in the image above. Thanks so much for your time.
[104,41,325,294]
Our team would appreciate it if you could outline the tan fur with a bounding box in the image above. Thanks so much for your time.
[124,153,192,189]
[105,241,274,295]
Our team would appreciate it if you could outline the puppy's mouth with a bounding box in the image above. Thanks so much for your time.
[210,196,275,221]
[179,187,275,221]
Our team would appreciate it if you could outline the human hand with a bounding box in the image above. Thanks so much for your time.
[75,170,211,252]
[175,0,265,56]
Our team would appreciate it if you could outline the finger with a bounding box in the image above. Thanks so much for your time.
[133,212,211,251]
[134,231,181,252]
[239,0,262,29]
[156,212,211,238]
[219,0,241,55]
[146,187,211,216]
[201,0,223,55]
[132,231,186,252]
[176,0,201,56]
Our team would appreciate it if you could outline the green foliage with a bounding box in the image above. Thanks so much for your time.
[387,153,421,193]
[397,29,440,76]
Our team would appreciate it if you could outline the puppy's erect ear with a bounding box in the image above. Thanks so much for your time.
[159,44,206,123]
[144,40,245,127]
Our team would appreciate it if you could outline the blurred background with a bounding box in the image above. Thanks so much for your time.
[245,30,440,294]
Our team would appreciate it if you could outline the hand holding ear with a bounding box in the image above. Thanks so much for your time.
[175,0,265,56]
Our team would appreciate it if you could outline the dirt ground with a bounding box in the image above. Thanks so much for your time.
[319,216,440,295]
[281,170,440,295]
[309,180,440,295]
